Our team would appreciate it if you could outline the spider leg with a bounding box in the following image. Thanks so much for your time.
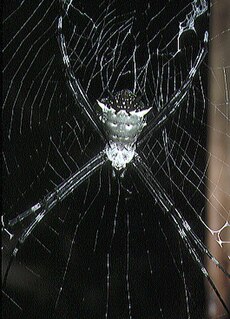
[3,151,107,287]
[132,153,230,314]
[57,15,107,142]
[132,153,230,277]
[8,151,107,245]
[138,32,208,146]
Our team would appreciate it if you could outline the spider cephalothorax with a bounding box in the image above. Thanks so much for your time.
[97,90,151,170]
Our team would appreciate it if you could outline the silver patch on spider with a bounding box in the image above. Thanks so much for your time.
[98,90,151,170]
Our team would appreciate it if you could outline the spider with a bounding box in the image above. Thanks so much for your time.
[3,8,229,315]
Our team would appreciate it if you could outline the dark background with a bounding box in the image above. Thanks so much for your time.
[2,1,209,318]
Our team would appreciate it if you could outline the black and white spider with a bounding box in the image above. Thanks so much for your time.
[3,1,230,316]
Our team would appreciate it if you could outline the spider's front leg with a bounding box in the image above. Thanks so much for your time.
[7,152,108,245]
[3,151,108,286]
[132,153,230,315]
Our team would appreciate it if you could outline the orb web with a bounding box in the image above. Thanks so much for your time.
[2,1,229,318]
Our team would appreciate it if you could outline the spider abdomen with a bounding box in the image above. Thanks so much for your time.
[97,90,151,170]
[105,110,145,144]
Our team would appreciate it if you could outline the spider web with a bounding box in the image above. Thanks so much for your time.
[2,1,229,318]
